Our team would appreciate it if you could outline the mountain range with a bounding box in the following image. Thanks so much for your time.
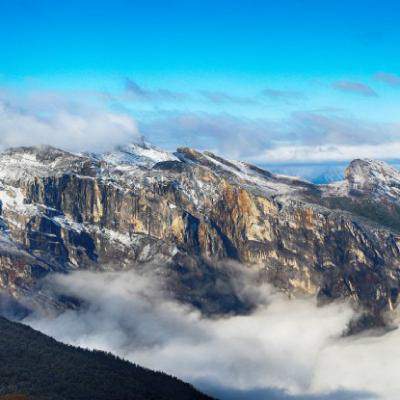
[1,142,400,329]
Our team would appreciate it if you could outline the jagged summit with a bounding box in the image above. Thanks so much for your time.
[0,144,93,183]
[0,143,314,198]
[345,158,400,195]
[3,144,67,157]
[1,144,68,161]
[1,143,399,201]
[98,141,178,168]
[0,141,177,184]
[324,158,400,201]
[1,140,177,168]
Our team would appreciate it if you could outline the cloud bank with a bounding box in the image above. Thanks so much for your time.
[141,110,400,163]
[0,90,140,153]
[24,269,400,399]
[2,86,400,166]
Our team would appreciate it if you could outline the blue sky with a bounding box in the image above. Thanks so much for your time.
[0,0,400,166]
[1,1,400,79]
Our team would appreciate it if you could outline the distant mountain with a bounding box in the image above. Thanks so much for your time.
[264,160,400,184]
[263,162,347,183]
[0,316,213,400]
[1,144,400,328]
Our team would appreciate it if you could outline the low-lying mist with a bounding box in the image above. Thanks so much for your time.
[23,269,398,400]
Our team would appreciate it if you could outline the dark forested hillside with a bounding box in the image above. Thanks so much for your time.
[0,317,213,400]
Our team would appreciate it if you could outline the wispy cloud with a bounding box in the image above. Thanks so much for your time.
[247,111,400,163]
[288,111,388,145]
[332,80,378,97]
[200,90,258,105]
[374,72,400,87]
[262,88,305,102]
[141,109,400,163]
[125,78,190,102]
[140,111,274,159]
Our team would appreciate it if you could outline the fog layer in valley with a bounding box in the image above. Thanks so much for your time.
[20,269,399,400]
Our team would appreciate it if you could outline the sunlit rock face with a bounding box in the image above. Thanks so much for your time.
[1,143,400,323]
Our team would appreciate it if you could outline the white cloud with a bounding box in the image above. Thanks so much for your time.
[24,269,399,399]
[2,87,400,165]
[249,141,400,164]
[0,90,140,153]
[141,110,400,164]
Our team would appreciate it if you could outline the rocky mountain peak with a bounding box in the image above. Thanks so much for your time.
[0,145,94,184]
[98,141,178,168]
[345,158,400,198]
[4,144,68,159]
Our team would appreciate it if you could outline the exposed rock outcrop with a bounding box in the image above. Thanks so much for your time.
[0,143,400,324]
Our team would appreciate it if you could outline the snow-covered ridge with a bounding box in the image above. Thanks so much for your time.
[96,141,178,168]
[202,152,310,195]
[1,143,400,203]
[174,147,315,197]
[0,142,178,184]
[0,145,90,183]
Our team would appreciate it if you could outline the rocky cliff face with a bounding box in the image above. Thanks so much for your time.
[1,144,400,325]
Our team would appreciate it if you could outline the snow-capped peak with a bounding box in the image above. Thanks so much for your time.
[0,145,89,183]
[345,159,400,191]
[324,158,400,201]
[99,141,178,168]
